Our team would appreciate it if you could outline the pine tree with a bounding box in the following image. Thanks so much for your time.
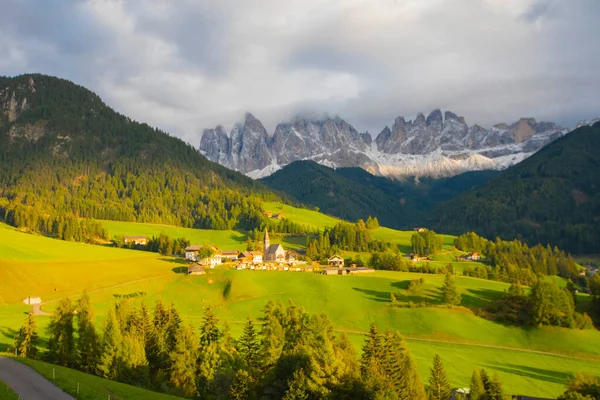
[361,322,384,375]
[469,369,485,400]
[259,302,285,370]
[441,272,462,306]
[46,298,76,367]
[76,291,100,373]
[169,323,198,397]
[282,368,310,400]
[98,308,123,380]
[400,349,427,400]
[230,369,254,400]
[199,305,220,348]
[238,317,260,371]
[486,374,504,400]
[14,309,38,359]
[428,354,451,400]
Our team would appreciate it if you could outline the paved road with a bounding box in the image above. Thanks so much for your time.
[0,357,75,400]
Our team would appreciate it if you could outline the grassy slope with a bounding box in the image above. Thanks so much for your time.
[0,380,19,400]
[2,219,599,397]
[8,356,181,400]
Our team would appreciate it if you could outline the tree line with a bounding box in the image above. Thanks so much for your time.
[456,232,581,286]
[29,295,600,398]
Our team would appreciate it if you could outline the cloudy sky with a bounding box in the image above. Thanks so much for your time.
[2,0,599,142]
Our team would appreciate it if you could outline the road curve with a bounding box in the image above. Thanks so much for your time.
[0,357,75,400]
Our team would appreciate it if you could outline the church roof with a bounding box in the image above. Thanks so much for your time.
[264,228,270,242]
[266,243,284,255]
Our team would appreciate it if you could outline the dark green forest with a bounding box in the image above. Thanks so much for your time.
[0,74,281,232]
[261,160,497,230]
[428,123,600,254]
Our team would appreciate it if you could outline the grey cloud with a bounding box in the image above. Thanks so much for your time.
[1,0,599,143]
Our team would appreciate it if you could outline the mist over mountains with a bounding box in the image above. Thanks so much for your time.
[199,110,587,180]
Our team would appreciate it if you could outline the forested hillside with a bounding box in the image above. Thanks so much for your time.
[261,160,497,229]
[0,74,280,233]
[429,122,600,254]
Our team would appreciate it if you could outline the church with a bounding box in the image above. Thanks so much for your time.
[263,228,286,262]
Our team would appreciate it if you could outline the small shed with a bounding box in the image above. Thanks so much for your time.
[328,256,344,267]
[188,264,205,275]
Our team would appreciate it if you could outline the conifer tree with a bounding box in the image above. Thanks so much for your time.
[238,317,260,371]
[282,368,310,400]
[259,301,285,370]
[230,369,254,400]
[486,374,504,400]
[469,369,485,400]
[199,305,221,348]
[76,291,100,373]
[428,354,451,400]
[14,309,38,359]
[169,323,198,397]
[361,322,384,375]
[441,272,462,306]
[120,332,149,385]
[400,348,427,400]
[98,308,123,380]
[46,298,76,367]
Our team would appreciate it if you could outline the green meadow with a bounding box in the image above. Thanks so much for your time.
[1,219,600,398]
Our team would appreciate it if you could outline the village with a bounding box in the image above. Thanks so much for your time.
[181,228,375,276]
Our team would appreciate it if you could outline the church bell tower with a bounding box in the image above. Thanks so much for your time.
[264,228,270,253]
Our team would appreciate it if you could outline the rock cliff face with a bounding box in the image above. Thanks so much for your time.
[199,109,591,180]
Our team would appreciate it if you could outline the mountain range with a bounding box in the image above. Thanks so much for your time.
[199,111,596,180]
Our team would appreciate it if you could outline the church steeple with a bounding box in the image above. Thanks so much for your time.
[264,227,270,253]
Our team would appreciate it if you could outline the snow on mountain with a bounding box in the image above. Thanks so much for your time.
[199,110,592,180]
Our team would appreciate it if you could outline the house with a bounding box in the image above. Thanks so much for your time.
[264,211,273,217]
[579,269,587,276]
[188,264,205,275]
[272,213,285,220]
[263,228,287,262]
[199,252,222,268]
[347,267,375,275]
[412,227,426,232]
[328,256,344,267]
[466,252,481,261]
[322,268,339,275]
[406,254,428,262]
[285,251,299,264]
[124,236,148,246]
[250,251,263,264]
[185,245,203,261]
[221,250,239,261]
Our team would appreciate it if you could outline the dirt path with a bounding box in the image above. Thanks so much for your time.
[0,357,75,400]
[335,328,600,362]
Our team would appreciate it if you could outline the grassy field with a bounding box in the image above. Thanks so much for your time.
[575,255,600,266]
[2,222,599,397]
[7,356,182,400]
[0,379,19,400]
[263,201,341,229]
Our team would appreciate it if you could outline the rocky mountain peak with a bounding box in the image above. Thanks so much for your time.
[200,109,573,180]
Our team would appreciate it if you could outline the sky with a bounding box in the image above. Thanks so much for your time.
[1,0,599,143]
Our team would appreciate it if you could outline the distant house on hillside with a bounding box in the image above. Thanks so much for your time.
[199,252,222,268]
[264,211,273,217]
[328,256,344,267]
[412,227,426,232]
[188,264,205,275]
[221,250,239,261]
[459,252,481,261]
[405,253,428,262]
[185,244,221,262]
[272,213,285,220]
[124,236,148,246]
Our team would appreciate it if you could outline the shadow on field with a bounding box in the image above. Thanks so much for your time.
[159,257,188,265]
[391,281,410,290]
[486,363,570,385]
[461,289,503,308]
[352,288,391,303]
[171,266,188,274]
[0,326,18,351]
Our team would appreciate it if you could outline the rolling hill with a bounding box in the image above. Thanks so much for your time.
[261,160,498,229]
[428,122,600,253]
[0,74,281,232]
[1,225,600,398]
